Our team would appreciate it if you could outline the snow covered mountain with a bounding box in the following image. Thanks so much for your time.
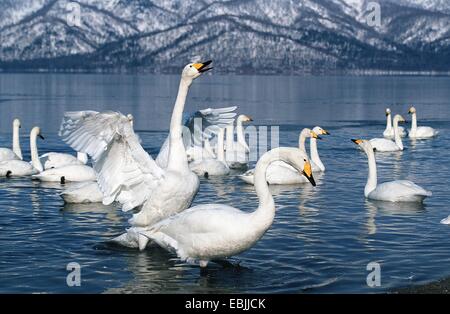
[0,0,449,73]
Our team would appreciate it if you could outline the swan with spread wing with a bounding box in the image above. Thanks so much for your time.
[59,61,214,248]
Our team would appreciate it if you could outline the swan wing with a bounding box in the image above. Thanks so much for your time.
[59,111,165,211]
[156,106,237,168]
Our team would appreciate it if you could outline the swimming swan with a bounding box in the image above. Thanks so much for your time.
[61,181,103,203]
[239,128,320,185]
[32,164,96,183]
[370,114,405,152]
[383,108,406,138]
[60,61,213,248]
[189,128,230,177]
[0,118,23,161]
[137,147,316,265]
[225,114,253,169]
[408,106,438,139]
[352,139,431,202]
[0,126,44,177]
[39,151,88,170]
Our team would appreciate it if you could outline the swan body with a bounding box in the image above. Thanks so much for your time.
[370,115,405,152]
[0,126,44,177]
[189,128,229,177]
[60,61,213,248]
[0,118,23,161]
[383,108,406,138]
[137,147,316,265]
[225,115,252,170]
[239,128,321,185]
[61,181,104,203]
[408,106,438,139]
[352,139,431,202]
[39,152,88,170]
[33,164,96,183]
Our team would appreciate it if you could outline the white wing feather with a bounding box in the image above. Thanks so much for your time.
[59,111,165,211]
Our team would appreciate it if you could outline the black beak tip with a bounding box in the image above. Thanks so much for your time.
[351,139,358,144]
[39,135,45,140]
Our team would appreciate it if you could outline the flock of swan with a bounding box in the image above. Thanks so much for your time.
[0,61,446,268]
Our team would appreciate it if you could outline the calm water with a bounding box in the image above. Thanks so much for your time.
[0,73,450,293]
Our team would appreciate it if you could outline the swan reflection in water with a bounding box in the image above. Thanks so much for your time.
[364,200,426,235]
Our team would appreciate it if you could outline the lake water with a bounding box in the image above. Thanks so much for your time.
[0,73,450,293]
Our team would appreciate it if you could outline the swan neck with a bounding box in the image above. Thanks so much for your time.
[252,150,278,225]
[411,112,417,131]
[236,120,249,151]
[30,133,43,172]
[393,119,403,149]
[217,129,225,162]
[12,124,22,160]
[386,114,392,130]
[299,133,307,152]
[365,147,377,197]
[310,138,324,171]
[167,78,190,171]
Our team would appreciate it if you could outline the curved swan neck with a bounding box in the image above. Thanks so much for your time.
[385,113,392,131]
[298,131,307,152]
[167,78,191,171]
[393,118,403,150]
[217,129,225,162]
[310,138,324,171]
[236,119,249,151]
[364,146,377,197]
[12,123,22,160]
[252,149,280,224]
[30,131,43,172]
[411,112,418,131]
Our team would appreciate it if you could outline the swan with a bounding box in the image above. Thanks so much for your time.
[59,61,213,248]
[137,147,316,264]
[61,181,103,203]
[307,126,329,172]
[369,114,405,152]
[239,128,320,185]
[0,118,23,161]
[0,126,44,177]
[352,139,432,202]
[383,108,406,138]
[408,106,438,139]
[225,114,252,169]
[39,151,88,170]
[32,164,96,183]
[189,128,230,177]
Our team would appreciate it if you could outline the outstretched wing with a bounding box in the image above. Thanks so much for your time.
[156,106,237,168]
[59,111,165,211]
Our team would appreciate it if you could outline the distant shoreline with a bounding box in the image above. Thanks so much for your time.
[1,68,450,76]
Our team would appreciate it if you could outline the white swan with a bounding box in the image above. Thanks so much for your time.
[383,108,406,138]
[369,114,405,152]
[352,139,432,202]
[0,118,23,161]
[39,151,88,170]
[61,181,103,203]
[307,126,329,172]
[408,106,438,139]
[225,114,252,169]
[32,164,96,183]
[189,128,230,177]
[59,61,213,248]
[137,147,316,264]
[240,128,320,185]
[0,126,44,177]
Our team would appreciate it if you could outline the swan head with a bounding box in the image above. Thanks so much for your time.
[13,118,21,129]
[393,114,405,124]
[238,114,253,123]
[408,106,416,114]
[351,139,374,153]
[385,108,391,116]
[277,148,316,186]
[182,60,213,81]
[31,126,45,140]
[313,126,330,136]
